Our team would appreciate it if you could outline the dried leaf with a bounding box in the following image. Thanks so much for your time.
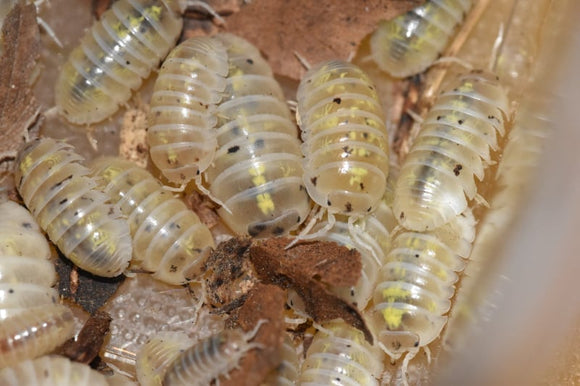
[0,3,40,166]
[249,238,373,343]
[59,310,112,364]
[221,0,423,80]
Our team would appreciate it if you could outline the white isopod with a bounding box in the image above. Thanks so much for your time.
[370,209,476,381]
[203,33,310,238]
[369,0,473,78]
[14,137,132,277]
[147,35,228,188]
[91,156,215,285]
[0,355,109,385]
[0,201,75,369]
[393,70,509,231]
[55,0,222,125]
[298,319,385,386]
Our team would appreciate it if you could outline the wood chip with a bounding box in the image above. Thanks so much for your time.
[59,310,112,364]
[0,3,40,169]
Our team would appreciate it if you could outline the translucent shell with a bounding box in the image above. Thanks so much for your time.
[296,60,390,216]
[55,0,184,124]
[370,0,473,78]
[14,138,132,277]
[162,327,262,385]
[147,36,229,184]
[299,319,384,385]
[0,201,75,369]
[393,71,509,231]
[0,355,109,385]
[204,33,310,237]
[262,334,300,386]
[371,209,475,358]
[91,157,215,285]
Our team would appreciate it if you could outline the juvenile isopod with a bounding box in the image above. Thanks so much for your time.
[203,33,310,238]
[393,70,509,231]
[91,156,215,285]
[0,355,109,385]
[298,319,385,386]
[370,209,476,382]
[14,137,132,277]
[55,0,222,124]
[147,35,228,189]
[0,201,75,369]
[369,0,473,78]
[296,60,390,233]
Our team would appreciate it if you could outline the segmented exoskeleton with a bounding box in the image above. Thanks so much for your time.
[0,201,75,369]
[370,0,473,78]
[0,355,109,385]
[91,156,215,285]
[147,36,228,189]
[370,209,476,381]
[14,138,132,277]
[203,33,310,238]
[55,0,221,124]
[393,71,509,231]
[299,319,384,386]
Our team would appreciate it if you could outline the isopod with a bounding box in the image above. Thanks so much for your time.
[203,33,310,237]
[14,137,132,277]
[298,319,385,386]
[393,70,509,231]
[0,201,75,369]
[90,156,215,285]
[147,35,228,188]
[0,355,109,385]
[261,334,300,386]
[370,209,475,381]
[296,59,390,230]
[55,0,221,124]
[161,321,264,385]
[369,0,473,78]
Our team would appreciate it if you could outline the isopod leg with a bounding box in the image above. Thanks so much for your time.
[194,176,233,214]
[185,0,225,25]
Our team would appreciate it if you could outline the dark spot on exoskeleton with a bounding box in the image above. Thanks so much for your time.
[392,340,402,350]
[400,211,405,220]
[359,182,365,190]
[367,207,372,212]
[342,145,352,155]
[333,97,341,104]
[126,60,131,66]
[59,198,68,205]
[299,184,305,191]
[254,138,265,148]
[327,200,332,206]
[176,98,181,104]
[246,58,254,65]
[310,177,317,186]
[196,170,200,175]
[107,207,114,215]
[335,378,341,382]
[44,369,49,377]
[436,115,442,120]
[74,211,79,217]
[345,202,352,212]
[453,164,463,176]
[8,288,14,294]
[170,222,181,229]
[296,216,301,223]
[228,145,240,154]
[273,226,285,236]
[458,119,464,125]
[248,223,266,237]
[156,111,161,116]
[232,126,241,135]
[414,341,420,347]
[51,175,73,190]
[362,132,369,139]
[350,289,355,296]
[170,265,178,273]
[21,222,32,229]
[415,254,419,258]
[145,224,153,233]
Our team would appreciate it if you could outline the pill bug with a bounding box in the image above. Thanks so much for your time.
[298,319,385,386]
[14,137,132,277]
[55,0,220,125]
[136,331,195,386]
[0,201,75,369]
[296,60,390,225]
[147,35,228,188]
[203,33,310,238]
[370,209,475,380]
[0,355,109,385]
[162,321,265,385]
[393,70,509,231]
[369,0,473,78]
[90,156,215,285]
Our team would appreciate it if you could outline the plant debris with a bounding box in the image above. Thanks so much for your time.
[220,0,423,81]
[249,237,373,343]
[222,283,286,386]
[59,310,112,364]
[0,2,40,170]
